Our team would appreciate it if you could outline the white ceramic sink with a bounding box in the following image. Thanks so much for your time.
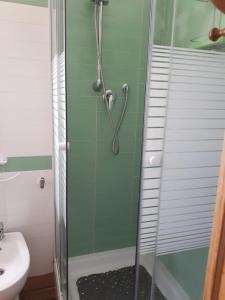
[0,232,30,300]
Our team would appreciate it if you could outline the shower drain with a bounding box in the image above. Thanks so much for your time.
[0,269,5,276]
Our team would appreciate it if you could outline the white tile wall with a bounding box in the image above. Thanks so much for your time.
[0,2,54,276]
[0,170,54,276]
[0,1,52,157]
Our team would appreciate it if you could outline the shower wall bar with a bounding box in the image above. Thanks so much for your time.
[91,0,129,156]
[139,45,225,255]
[91,0,109,5]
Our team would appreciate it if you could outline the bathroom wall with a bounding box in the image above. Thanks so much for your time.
[67,0,150,256]
[0,1,53,276]
[0,170,54,276]
[3,0,47,7]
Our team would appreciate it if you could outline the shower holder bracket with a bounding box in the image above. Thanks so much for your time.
[91,0,109,5]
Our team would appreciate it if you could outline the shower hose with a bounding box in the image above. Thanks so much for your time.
[94,1,129,156]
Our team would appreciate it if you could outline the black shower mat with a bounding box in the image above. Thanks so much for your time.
[76,265,166,300]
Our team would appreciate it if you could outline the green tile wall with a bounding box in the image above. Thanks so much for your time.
[67,0,150,257]
[154,0,173,46]
[160,248,209,300]
[0,156,52,172]
[3,0,48,7]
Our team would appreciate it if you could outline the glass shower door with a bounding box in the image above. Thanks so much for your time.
[136,0,225,299]
[50,0,68,298]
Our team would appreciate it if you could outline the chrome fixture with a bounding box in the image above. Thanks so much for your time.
[92,0,115,102]
[92,0,104,92]
[0,153,8,166]
[0,222,4,241]
[40,177,45,189]
[122,83,129,94]
[91,0,129,155]
[104,90,116,112]
[91,0,109,5]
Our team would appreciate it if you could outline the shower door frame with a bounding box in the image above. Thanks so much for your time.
[49,0,68,299]
[134,0,158,299]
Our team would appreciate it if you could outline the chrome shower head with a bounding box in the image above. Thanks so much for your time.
[122,83,129,94]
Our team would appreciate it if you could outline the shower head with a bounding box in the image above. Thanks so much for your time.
[122,83,129,94]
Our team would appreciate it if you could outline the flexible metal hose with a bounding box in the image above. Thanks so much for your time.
[112,87,129,155]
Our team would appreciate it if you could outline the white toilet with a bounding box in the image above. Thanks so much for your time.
[0,232,30,300]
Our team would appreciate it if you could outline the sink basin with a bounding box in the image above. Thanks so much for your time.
[0,232,30,300]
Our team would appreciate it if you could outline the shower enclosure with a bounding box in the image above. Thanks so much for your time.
[50,0,225,299]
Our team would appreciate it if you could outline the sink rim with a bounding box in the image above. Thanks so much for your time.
[0,232,30,292]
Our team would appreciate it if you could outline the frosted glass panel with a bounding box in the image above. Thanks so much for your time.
[139,45,225,255]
